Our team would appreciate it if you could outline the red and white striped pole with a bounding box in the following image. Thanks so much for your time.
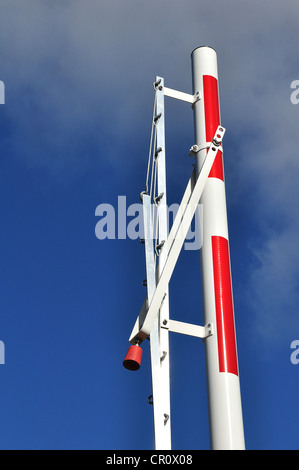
[191,46,245,449]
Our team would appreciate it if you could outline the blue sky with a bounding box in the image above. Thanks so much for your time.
[0,0,298,450]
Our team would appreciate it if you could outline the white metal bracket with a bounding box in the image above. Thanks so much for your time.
[154,79,201,105]
[163,86,200,105]
[161,319,213,340]
[189,142,223,156]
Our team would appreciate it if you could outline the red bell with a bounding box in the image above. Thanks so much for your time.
[123,344,143,371]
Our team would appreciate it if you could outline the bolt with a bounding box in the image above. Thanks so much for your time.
[160,351,167,362]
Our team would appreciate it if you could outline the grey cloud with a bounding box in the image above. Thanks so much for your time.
[0,0,299,341]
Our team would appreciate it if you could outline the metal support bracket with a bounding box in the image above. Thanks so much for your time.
[189,142,223,156]
[163,86,199,104]
[153,79,201,105]
[161,319,214,340]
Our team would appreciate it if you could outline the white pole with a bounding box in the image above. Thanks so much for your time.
[191,46,245,450]
[149,77,172,450]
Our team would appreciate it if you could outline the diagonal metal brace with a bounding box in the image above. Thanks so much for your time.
[129,125,226,344]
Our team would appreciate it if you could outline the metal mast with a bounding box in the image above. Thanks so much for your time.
[123,46,245,450]
[148,77,172,450]
[191,46,245,449]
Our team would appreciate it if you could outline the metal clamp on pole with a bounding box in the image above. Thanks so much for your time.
[189,141,223,156]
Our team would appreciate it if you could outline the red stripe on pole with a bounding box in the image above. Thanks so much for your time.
[212,236,238,376]
[203,75,224,181]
